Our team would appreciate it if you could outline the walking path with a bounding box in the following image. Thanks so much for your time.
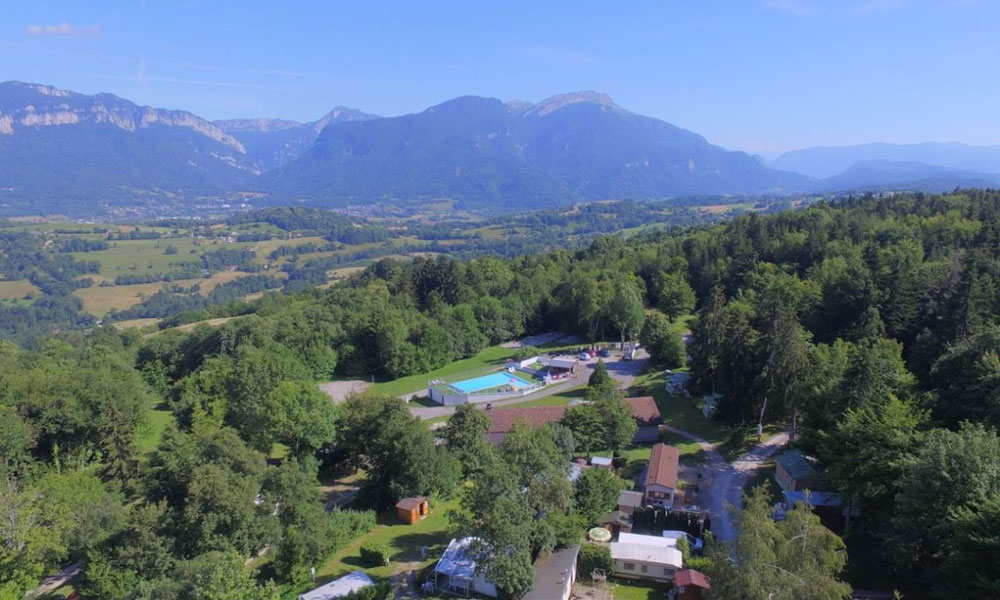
[664,425,790,543]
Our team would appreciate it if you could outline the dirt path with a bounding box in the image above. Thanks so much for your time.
[318,380,371,404]
[663,425,790,543]
[26,562,80,598]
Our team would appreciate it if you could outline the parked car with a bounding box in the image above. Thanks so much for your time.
[598,348,611,358]
[587,348,598,357]
[578,351,591,360]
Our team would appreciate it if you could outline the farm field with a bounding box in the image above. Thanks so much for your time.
[0,279,40,300]
[72,270,269,316]
[73,237,250,278]
[113,317,161,330]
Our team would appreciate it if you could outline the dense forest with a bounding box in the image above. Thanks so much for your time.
[4,190,1000,599]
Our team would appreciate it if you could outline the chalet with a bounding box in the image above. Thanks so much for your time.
[485,406,568,444]
[674,569,711,600]
[643,443,680,508]
[774,449,819,492]
[610,532,683,582]
[395,496,429,524]
[523,545,580,600]
[298,570,373,600]
[430,537,498,598]
[627,396,663,442]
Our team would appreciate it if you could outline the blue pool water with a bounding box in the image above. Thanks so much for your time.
[452,372,535,393]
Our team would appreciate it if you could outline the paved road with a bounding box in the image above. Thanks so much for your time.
[663,425,790,543]
[408,350,648,420]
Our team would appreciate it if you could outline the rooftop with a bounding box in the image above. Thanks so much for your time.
[523,545,580,600]
[611,533,683,568]
[395,496,428,511]
[645,443,679,490]
[626,396,663,427]
[591,456,613,467]
[298,571,374,600]
[775,449,817,480]
[434,537,482,580]
[486,406,567,435]
[782,490,843,508]
[618,490,644,508]
[675,569,711,590]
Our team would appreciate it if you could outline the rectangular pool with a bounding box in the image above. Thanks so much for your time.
[451,372,535,394]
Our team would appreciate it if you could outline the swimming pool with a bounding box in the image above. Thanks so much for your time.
[451,372,535,393]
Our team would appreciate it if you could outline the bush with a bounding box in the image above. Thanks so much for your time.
[512,345,540,361]
[360,540,390,567]
[344,581,393,600]
[578,543,614,581]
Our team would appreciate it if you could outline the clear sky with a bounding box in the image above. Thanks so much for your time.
[3,0,999,155]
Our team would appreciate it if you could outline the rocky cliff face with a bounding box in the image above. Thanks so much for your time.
[0,81,246,152]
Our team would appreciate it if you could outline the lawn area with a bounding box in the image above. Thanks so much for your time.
[513,384,588,408]
[628,367,783,462]
[137,404,175,452]
[313,497,462,585]
[372,345,516,398]
[0,278,40,300]
[610,577,671,600]
[628,370,729,444]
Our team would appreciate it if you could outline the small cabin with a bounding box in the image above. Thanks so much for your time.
[673,569,711,600]
[395,496,429,524]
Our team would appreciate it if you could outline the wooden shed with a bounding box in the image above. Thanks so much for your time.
[395,496,429,524]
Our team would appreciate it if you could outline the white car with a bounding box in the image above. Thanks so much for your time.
[578,352,591,360]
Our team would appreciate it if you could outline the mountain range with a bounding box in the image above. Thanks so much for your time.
[0,80,997,218]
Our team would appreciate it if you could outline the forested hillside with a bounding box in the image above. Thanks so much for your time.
[4,190,1000,598]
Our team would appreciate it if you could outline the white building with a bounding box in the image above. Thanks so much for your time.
[610,532,683,582]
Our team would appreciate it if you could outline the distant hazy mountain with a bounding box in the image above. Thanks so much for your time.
[0,81,253,213]
[813,160,1000,193]
[9,80,998,219]
[773,142,1000,178]
[215,107,378,172]
[261,91,808,209]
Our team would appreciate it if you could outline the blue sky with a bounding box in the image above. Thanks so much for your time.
[3,0,999,155]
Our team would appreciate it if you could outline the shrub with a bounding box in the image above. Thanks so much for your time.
[344,581,393,600]
[360,540,390,567]
[512,345,540,361]
[578,543,614,581]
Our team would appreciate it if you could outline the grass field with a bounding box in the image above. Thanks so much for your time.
[0,279,40,300]
[137,404,175,452]
[114,317,161,330]
[73,237,246,278]
[372,345,515,397]
[72,270,268,316]
[610,577,671,600]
